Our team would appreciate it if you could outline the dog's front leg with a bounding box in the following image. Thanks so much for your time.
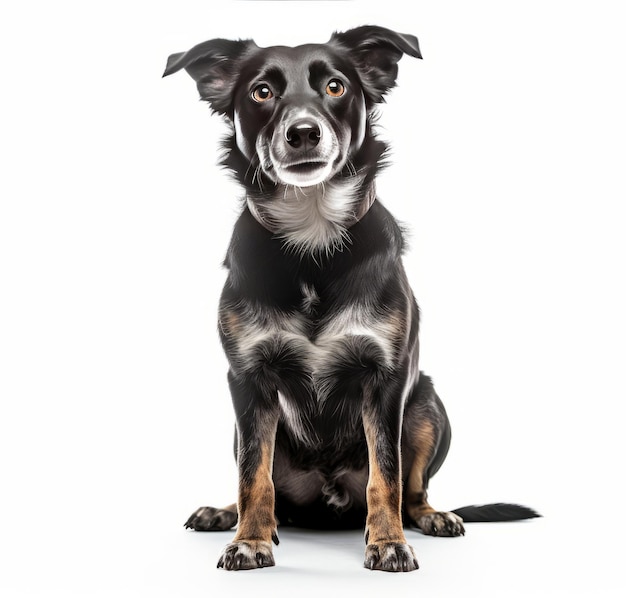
[363,385,419,572]
[217,372,279,570]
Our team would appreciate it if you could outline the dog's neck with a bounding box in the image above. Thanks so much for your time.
[246,176,377,256]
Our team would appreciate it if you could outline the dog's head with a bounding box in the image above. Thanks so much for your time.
[164,26,421,189]
[164,27,420,254]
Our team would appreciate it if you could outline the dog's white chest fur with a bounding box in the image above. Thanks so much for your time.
[247,176,367,255]
[227,302,396,375]
[300,283,320,315]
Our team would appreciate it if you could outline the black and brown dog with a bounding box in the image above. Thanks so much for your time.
[164,26,538,572]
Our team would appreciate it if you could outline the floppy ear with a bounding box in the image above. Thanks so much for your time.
[330,26,421,105]
[163,38,257,115]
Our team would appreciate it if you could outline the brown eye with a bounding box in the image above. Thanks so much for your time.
[251,84,274,103]
[326,79,345,97]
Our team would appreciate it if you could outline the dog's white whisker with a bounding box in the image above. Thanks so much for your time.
[244,156,257,181]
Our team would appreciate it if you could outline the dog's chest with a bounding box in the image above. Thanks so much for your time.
[220,230,414,446]
[222,285,397,380]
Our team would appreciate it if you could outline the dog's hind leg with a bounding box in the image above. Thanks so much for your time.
[402,375,465,537]
[185,429,239,531]
[184,504,237,531]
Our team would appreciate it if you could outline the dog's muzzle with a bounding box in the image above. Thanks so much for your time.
[261,113,341,187]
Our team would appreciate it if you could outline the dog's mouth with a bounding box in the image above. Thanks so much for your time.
[284,161,328,174]
[273,160,334,186]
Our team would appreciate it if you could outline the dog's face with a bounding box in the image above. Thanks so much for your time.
[232,44,368,187]
[164,27,421,189]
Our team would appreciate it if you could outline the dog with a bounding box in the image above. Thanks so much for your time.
[163,25,539,572]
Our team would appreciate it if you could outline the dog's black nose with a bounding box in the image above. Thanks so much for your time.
[285,121,321,149]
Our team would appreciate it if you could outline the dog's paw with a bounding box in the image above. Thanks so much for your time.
[217,541,275,570]
[364,542,419,572]
[184,506,237,531]
[417,512,465,537]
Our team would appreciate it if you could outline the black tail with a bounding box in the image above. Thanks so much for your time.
[451,503,541,523]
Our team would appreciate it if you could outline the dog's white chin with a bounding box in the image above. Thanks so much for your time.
[273,162,335,187]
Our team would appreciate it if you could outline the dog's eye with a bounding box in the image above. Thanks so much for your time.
[251,84,274,103]
[325,79,345,97]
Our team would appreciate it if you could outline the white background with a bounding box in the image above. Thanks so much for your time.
[1,1,625,596]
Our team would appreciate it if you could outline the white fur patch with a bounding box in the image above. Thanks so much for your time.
[300,282,320,315]
[278,390,310,444]
[315,305,398,368]
[229,303,401,381]
[247,175,364,255]
[234,110,252,159]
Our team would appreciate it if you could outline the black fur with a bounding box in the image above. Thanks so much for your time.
[165,25,539,572]
[452,504,541,523]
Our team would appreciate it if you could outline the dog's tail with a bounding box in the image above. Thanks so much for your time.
[451,503,541,522]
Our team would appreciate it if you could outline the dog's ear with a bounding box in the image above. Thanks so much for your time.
[330,26,421,104]
[163,38,257,115]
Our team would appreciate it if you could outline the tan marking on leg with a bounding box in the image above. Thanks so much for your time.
[405,419,437,522]
[233,443,277,544]
[363,417,406,545]
[363,413,418,571]
[218,431,279,569]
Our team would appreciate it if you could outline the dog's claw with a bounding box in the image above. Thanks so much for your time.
[416,512,465,537]
[217,541,275,570]
[364,542,419,572]
[185,506,238,531]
